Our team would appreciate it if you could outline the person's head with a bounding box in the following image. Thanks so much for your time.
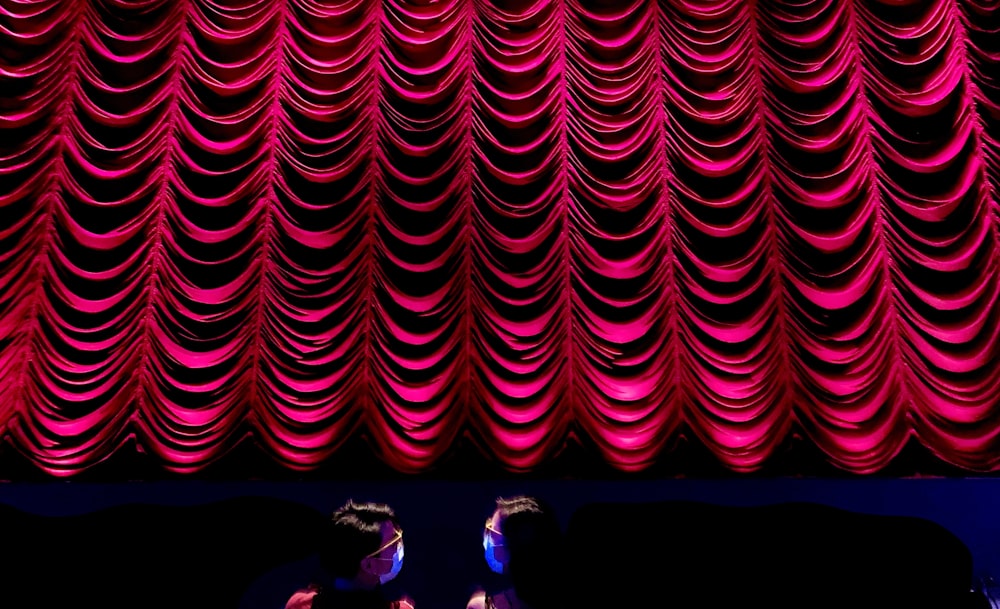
[483,496,562,608]
[319,500,404,589]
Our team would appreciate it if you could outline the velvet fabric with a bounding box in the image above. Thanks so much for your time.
[0,0,998,475]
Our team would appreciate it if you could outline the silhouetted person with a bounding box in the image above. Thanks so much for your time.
[286,500,413,609]
[467,496,563,609]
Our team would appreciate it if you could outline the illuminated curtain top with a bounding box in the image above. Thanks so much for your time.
[0,0,998,477]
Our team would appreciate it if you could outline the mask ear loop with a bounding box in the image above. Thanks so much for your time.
[363,527,403,580]
[485,523,505,546]
[366,528,404,559]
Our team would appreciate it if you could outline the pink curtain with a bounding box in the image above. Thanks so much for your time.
[1,0,998,476]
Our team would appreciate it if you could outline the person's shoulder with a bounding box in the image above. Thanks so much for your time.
[465,590,487,609]
[285,588,318,609]
[394,599,416,609]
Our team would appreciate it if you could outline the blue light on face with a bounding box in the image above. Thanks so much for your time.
[484,533,505,574]
[377,543,404,585]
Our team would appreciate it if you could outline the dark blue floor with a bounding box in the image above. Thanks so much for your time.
[1,478,998,609]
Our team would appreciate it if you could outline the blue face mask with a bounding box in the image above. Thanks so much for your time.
[378,543,404,584]
[483,532,505,574]
[366,529,404,585]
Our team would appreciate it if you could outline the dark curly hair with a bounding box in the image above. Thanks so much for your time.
[319,500,399,579]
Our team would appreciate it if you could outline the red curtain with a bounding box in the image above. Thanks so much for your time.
[1,0,998,476]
